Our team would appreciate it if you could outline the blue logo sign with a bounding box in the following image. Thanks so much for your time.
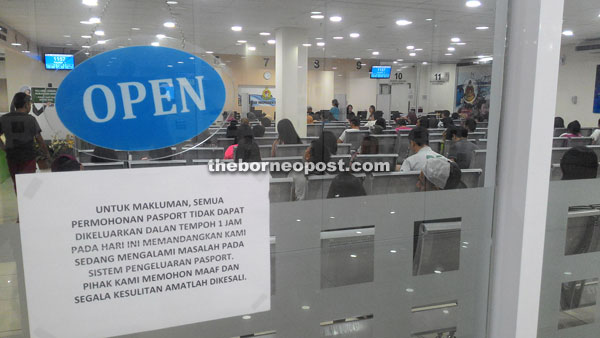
[56,46,226,151]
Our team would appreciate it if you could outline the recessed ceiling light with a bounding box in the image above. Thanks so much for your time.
[97,40,106,44]
[205,51,214,54]
[156,34,166,39]
[131,27,140,31]
[354,57,361,60]
[89,17,101,24]
[329,16,342,22]
[397,58,404,61]
[151,42,159,46]
[316,42,325,46]
[372,51,379,55]
[81,35,92,38]
[231,26,242,32]
[163,21,176,28]
[166,1,178,4]
[350,254,357,258]
[311,11,321,14]
[409,52,416,56]
[422,61,428,65]
[406,45,415,50]
[302,43,312,47]
[11,43,21,46]
[393,61,398,64]
[80,20,91,25]
[562,30,574,36]
[259,32,271,36]
[476,26,489,30]
[84,52,90,55]
[94,30,105,36]
[445,53,453,56]
[396,19,413,26]
[66,43,73,46]
[63,35,71,38]
[177,61,184,64]
[415,48,423,51]
[82,45,91,48]
[390,250,398,253]
[466,0,482,7]
[451,37,461,42]
[456,42,466,45]
[333,36,343,40]
[237,40,247,43]
[425,18,433,21]
[315,37,323,40]
[82,0,98,6]
[311,14,325,19]
[267,39,276,44]
[247,46,256,51]
[349,33,360,38]
[448,47,456,51]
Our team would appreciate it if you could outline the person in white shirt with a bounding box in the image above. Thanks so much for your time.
[399,126,446,172]
[338,117,361,143]
[590,119,600,145]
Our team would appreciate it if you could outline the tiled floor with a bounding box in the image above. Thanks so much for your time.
[0,178,22,338]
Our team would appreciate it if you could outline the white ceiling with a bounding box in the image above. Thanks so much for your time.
[0,0,598,62]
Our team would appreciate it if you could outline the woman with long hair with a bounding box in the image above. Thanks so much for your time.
[271,118,302,156]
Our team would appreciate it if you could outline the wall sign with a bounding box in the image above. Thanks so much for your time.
[430,72,450,83]
[390,72,406,84]
[31,87,58,104]
[17,166,270,338]
[55,46,226,151]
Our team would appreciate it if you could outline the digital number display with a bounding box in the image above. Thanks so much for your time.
[45,54,75,70]
[370,66,392,79]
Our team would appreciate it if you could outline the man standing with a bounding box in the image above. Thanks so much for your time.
[0,92,50,192]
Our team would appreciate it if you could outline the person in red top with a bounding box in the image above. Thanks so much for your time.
[395,118,412,132]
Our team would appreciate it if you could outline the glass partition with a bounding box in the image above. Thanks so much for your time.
[0,0,507,337]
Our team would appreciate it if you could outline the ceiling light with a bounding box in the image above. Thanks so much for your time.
[89,17,101,24]
[425,18,433,21]
[301,305,311,310]
[237,40,248,44]
[349,33,360,38]
[311,14,325,19]
[80,20,92,25]
[22,50,30,53]
[311,11,321,14]
[82,45,91,48]
[562,30,574,36]
[476,26,489,30]
[396,19,413,26]
[11,43,21,46]
[422,61,428,65]
[81,35,92,38]
[397,58,404,61]
[94,30,105,36]
[315,37,323,40]
[406,45,414,50]
[372,51,379,55]
[259,32,271,36]
[393,61,398,64]
[445,53,453,56]
[466,0,482,7]
[163,21,176,28]
[156,34,166,39]
[448,47,456,51]
[63,35,71,38]
[247,46,256,51]
[409,52,416,56]
[82,0,98,6]
[390,250,398,253]
[97,40,106,44]
[205,51,214,54]
[302,43,312,47]
[151,42,159,46]
[455,42,466,45]
[231,26,242,32]
[166,1,178,4]
[451,37,461,42]
[333,36,343,40]
[242,315,252,320]
[350,254,357,258]
[354,57,361,60]
[66,43,73,46]
[329,16,342,22]
[131,27,140,31]
[415,48,423,51]
[316,42,325,46]
[267,39,276,44]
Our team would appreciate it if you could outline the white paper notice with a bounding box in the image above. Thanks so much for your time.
[16,166,271,338]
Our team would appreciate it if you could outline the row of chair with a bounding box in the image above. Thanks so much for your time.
[553,127,596,137]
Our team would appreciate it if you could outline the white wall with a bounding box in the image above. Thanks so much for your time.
[555,45,600,127]
[417,63,457,113]
[344,71,377,112]
[4,48,69,138]
[308,70,334,111]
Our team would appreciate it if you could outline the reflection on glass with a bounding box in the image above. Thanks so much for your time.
[320,314,373,338]
[321,226,374,288]
[565,207,600,255]
[411,301,458,338]
[413,219,461,276]
[559,278,597,329]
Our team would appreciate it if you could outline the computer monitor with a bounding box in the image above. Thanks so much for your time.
[357,111,367,120]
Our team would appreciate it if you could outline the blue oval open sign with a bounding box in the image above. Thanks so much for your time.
[56,46,226,151]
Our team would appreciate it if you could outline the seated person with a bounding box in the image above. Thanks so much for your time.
[416,116,430,129]
[234,136,261,163]
[370,125,383,135]
[224,124,253,160]
[375,117,386,130]
[560,120,582,138]
[438,110,453,128]
[51,154,82,172]
[447,127,479,169]
[395,118,412,131]
[359,136,379,154]
[400,127,446,172]
[417,157,462,191]
[464,118,477,133]
[561,146,599,180]
[307,114,314,124]
[590,118,600,145]
[319,131,338,155]
[252,124,266,138]
[338,117,361,143]
[225,120,238,138]
[260,117,272,128]
[289,139,331,201]
[327,172,367,198]
[246,112,257,121]
[554,117,565,128]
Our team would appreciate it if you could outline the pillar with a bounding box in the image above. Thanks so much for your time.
[275,27,308,137]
